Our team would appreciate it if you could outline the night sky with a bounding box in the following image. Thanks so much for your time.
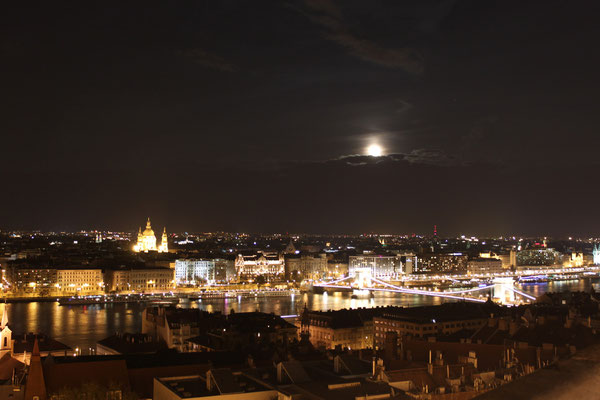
[2,1,600,236]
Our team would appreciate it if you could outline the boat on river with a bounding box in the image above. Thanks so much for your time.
[58,294,179,306]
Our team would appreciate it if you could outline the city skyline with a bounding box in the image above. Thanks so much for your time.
[3,2,600,398]
[3,224,600,241]
[2,1,600,236]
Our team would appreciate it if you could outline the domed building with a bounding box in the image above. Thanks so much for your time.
[133,218,168,253]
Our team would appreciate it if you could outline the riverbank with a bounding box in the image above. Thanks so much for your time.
[1,278,596,352]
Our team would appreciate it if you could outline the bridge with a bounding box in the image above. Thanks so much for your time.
[313,268,536,305]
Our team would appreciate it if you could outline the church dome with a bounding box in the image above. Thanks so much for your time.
[142,218,155,236]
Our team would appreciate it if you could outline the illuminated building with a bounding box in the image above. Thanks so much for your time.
[133,218,168,253]
[158,227,169,253]
[414,253,468,274]
[235,252,284,281]
[284,253,327,280]
[214,259,236,282]
[8,268,57,294]
[56,269,104,294]
[348,255,405,279]
[467,258,504,275]
[510,250,517,267]
[106,268,174,292]
[569,252,584,267]
[327,260,349,278]
[174,259,236,284]
[516,249,559,267]
[594,244,600,265]
[175,259,216,284]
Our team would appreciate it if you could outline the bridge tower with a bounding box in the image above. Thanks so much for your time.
[493,277,515,304]
[353,267,372,289]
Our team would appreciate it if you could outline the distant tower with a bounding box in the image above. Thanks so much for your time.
[509,249,517,268]
[434,225,437,237]
[594,244,600,265]
[158,227,169,253]
[571,252,583,267]
[284,238,297,254]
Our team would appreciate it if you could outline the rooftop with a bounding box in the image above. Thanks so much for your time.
[97,332,167,354]
[12,333,71,354]
[157,369,275,399]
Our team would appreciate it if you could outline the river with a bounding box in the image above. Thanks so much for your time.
[2,278,596,352]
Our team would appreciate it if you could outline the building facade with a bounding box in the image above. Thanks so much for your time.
[467,258,504,275]
[235,252,284,281]
[516,248,560,267]
[56,269,104,294]
[214,259,236,282]
[373,304,489,348]
[8,268,57,294]
[284,253,327,280]
[297,308,397,350]
[348,255,405,279]
[175,259,216,284]
[174,259,236,285]
[106,268,174,292]
[414,253,468,274]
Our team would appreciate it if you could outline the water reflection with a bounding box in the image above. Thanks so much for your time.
[3,278,596,351]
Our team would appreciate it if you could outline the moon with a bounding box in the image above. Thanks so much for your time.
[366,144,383,157]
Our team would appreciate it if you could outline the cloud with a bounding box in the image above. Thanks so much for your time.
[402,148,460,166]
[321,149,461,168]
[295,0,423,74]
[176,48,236,72]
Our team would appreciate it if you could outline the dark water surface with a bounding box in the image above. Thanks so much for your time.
[2,278,595,352]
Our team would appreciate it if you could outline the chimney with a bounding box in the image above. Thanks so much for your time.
[435,351,444,366]
[427,350,434,375]
[206,371,214,391]
[334,356,341,374]
[509,321,519,335]
[498,319,508,331]
[277,362,284,383]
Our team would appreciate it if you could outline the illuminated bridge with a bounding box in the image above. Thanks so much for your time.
[313,269,536,305]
